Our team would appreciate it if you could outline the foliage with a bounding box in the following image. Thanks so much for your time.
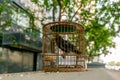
[108,61,120,66]
[0,0,13,26]
[108,61,116,66]
[0,0,40,35]
[97,0,120,36]
[116,62,120,66]
[31,0,120,60]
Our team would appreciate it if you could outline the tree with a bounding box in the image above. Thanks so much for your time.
[116,62,120,66]
[6,0,116,58]
[30,0,119,60]
[108,61,116,66]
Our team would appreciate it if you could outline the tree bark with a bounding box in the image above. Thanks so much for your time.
[52,0,55,21]
[57,0,62,21]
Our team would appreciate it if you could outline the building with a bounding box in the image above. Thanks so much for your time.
[0,0,42,73]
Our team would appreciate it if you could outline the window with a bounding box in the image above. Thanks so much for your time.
[11,5,30,28]
[18,11,30,28]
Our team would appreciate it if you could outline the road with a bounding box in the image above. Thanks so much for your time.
[105,69,120,80]
[0,68,120,80]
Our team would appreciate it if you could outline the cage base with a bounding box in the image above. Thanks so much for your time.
[43,67,87,72]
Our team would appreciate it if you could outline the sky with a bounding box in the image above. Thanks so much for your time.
[100,36,120,63]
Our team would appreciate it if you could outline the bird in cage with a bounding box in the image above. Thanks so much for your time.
[55,34,81,58]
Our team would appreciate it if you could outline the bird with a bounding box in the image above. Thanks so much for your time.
[55,34,81,58]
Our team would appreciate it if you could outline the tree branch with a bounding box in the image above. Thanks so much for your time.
[52,0,55,21]
[57,0,62,21]
[71,4,82,21]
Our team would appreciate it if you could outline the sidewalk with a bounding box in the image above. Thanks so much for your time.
[0,68,117,80]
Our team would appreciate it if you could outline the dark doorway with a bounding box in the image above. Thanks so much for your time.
[33,53,37,71]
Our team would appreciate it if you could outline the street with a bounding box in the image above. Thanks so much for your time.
[0,68,120,80]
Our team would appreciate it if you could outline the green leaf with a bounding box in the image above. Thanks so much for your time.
[63,0,71,6]
[31,0,38,3]
[81,0,88,6]
[44,0,49,7]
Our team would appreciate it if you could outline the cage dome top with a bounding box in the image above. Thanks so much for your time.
[43,22,84,34]
[50,24,76,32]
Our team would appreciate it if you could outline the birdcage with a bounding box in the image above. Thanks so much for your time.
[42,22,86,72]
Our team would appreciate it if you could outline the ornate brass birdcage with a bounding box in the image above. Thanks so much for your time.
[42,22,86,72]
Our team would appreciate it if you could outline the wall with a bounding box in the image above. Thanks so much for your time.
[0,47,41,74]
